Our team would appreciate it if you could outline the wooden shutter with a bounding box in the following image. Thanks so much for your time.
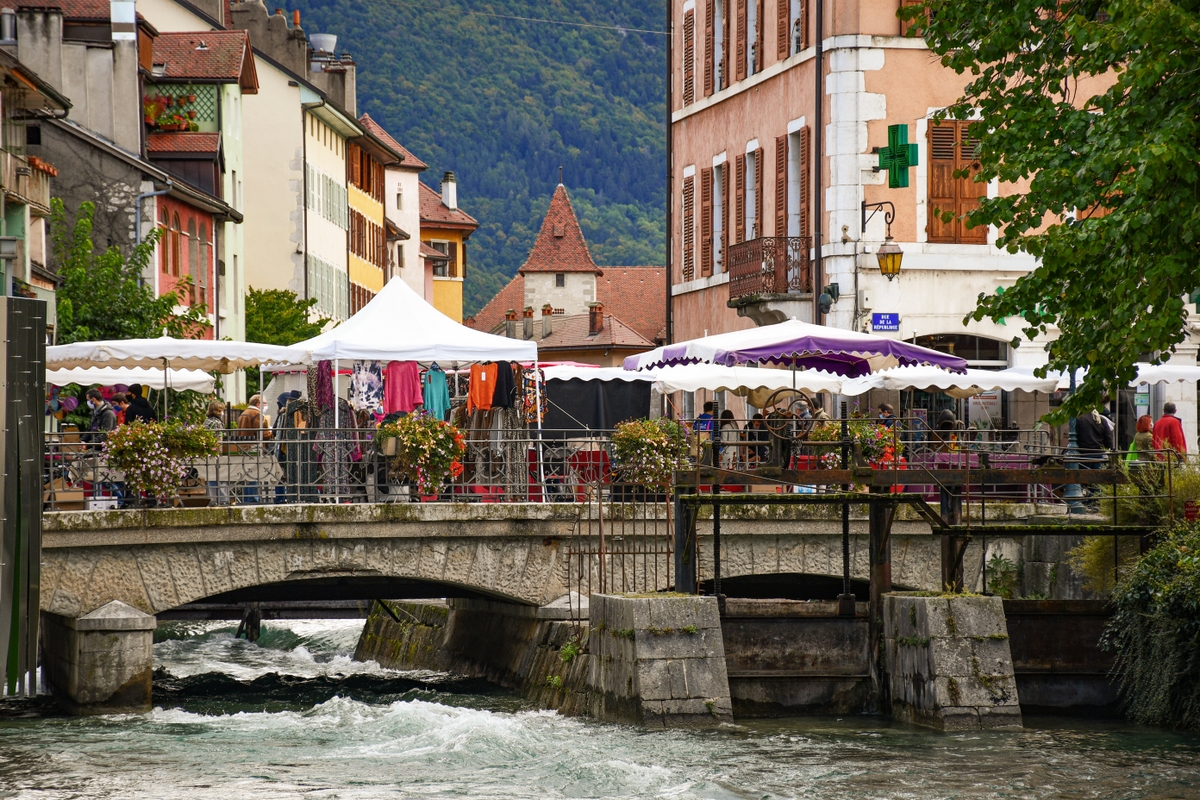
[349,144,361,186]
[704,0,715,95]
[958,122,987,243]
[721,164,729,266]
[683,174,696,282]
[928,121,957,243]
[683,9,695,105]
[736,0,747,81]
[755,0,764,72]
[799,126,810,237]
[900,0,927,37]
[734,154,746,243]
[700,167,714,276]
[800,0,809,50]
[777,0,790,59]
[775,135,788,236]
[721,2,731,90]
[754,147,764,238]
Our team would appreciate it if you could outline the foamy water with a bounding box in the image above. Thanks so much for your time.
[1,619,1198,799]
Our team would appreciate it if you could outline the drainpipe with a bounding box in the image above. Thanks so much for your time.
[135,180,172,245]
[812,0,824,323]
[665,0,674,347]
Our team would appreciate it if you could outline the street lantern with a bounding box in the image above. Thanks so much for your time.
[876,238,903,280]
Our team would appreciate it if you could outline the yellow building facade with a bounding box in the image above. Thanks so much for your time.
[419,175,477,322]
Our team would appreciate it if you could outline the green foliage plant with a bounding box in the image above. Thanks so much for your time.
[50,199,210,344]
[985,554,1019,599]
[1067,535,1143,596]
[903,0,1200,420]
[559,640,581,664]
[611,418,692,488]
[1104,521,1200,729]
[376,413,466,495]
[245,287,330,396]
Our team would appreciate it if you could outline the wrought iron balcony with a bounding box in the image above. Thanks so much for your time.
[728,236,812,301]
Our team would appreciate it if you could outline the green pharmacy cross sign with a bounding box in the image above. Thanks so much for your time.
[877,124,919,189]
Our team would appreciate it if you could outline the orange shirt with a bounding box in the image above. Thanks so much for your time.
[467,363,498,412]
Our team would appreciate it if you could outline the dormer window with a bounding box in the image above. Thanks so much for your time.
[555,273,565,287]
[552,224,565,238]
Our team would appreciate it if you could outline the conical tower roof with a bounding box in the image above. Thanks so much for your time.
[518,185,600,274]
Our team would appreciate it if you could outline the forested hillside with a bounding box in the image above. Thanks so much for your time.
[288,0,667,313]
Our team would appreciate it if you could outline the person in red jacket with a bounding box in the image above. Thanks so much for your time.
[1151,401,1187,460]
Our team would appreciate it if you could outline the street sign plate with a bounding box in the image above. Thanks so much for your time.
[872,313,900,331]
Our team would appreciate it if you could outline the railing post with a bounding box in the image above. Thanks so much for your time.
[673,491,697,594]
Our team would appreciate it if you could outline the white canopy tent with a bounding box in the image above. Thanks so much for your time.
[542,366,656,382]
[842,365,1061,398]
[653,364,845,396]
[46,336,307,372]
[1003,363,1200,390]
[47,367,216,393]
[295,278,537,363]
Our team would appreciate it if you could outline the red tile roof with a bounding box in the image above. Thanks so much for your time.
[519,184,598,274]
[151,31,258,92]
[539,313,654,351]
[147,132,220,154]
[598,267,666,344]
[467,275,525,334]
[419,181,478,229]
[358,114,428,171]
[418,241,446,259]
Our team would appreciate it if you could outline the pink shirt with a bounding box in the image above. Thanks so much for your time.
[384,361,423,414]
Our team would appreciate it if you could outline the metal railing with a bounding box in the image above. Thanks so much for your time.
[728,235,812,300]
[1,150,52,214]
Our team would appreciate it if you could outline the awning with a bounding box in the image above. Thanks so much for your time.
[46,337,307,373]
[47,367,216,393]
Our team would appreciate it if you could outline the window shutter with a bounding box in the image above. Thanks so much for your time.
[777,0,790,59]
[801,0,810,50]
[734,154,746,243]
[799,126,810,238]
[700,167,713,277]
[350,144,360,186]
[704,0,715,95]
[683,9,695,105]
[775,135,788,236]
[754,146,764,239]
[755,0,764,72]
[900,0,928,37]
[927,122,957,243]
[957,122,988,243]
[683,174,696,282]
[736,0,747,82]
[721,164,729,267]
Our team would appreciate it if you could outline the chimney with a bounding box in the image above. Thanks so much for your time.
[441,171,457,211]
[505,308,518,338]
[588,302,604,335]
[523,306,534,340]
[542,304,554,338]
[293,9,300,26]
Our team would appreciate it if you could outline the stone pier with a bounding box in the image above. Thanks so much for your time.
[883,593,1023,731]
[41,601,156,715]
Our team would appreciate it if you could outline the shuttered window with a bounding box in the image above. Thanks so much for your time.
[734,154,746,243]
[754,0,764,74]
[775,135,788,235]
[777,0,790,60]
[683,9,696,106]
[735,0,747,82]
[799,126,811,238]
[683,174,696,282]
[704,0,715,95]
[700,167,714,277]
[900,0,928,37]
[754,146,764,239]
[927,120,987,244]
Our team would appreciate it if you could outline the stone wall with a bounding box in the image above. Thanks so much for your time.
[40,601,156,715]
[883,593,1023,731]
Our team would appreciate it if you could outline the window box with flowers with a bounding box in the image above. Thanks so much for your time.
[611,419,694,493]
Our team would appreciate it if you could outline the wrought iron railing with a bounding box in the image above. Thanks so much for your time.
[727,235,812,300]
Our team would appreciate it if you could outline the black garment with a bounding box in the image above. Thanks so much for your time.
[491,361,518,409]
[747,425,770,461]
[1074,412,1112,459]
[125,395,157,424]
[543,378,652,433]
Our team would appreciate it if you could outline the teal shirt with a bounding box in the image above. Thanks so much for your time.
[423,369,451,421]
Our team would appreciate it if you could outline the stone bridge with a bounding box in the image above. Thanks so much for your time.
[37,501,1017,620]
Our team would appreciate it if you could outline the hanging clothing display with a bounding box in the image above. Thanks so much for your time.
[317,398,358,498]
[278,394,320,503]
[315,360,334,414]
[350,361,384,411]
[467,363,498,412]
[384,360,423,414]
[522,367,546,425]
[491,361,518,409]
[423,366,452,421]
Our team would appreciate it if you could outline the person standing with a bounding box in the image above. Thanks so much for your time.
[1127,415,1155,463]
[878,403,896,429]
[694,401,716,466]
[718,409,741,470]
[124,384,157,424]
[110,392,127,425]
[83,388,117,444]
[1152,401,1187,459]
[236,395,270,504]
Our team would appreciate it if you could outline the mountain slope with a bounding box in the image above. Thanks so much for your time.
[288,0,667,313]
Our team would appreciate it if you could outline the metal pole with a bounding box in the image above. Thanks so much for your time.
[812,0,824,320]
[1063,369,1085,513]
[712,482,724,616]
[839,401,854,615]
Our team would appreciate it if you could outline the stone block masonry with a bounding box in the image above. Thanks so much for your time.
[587,594,733,729]
[883,593,1023,731]
[41,601,157,715]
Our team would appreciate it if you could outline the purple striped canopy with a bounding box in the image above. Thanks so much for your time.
[624,319,966,377]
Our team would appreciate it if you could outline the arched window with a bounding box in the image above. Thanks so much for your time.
[159,209,170,273]
[187,218,198,305]
[171,213,182,278]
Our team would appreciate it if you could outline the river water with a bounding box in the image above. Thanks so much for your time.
[2,619,1199,799]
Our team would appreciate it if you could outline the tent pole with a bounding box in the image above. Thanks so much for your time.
[535,365,545,489]
[163,357,170,420]
[334,358,340,503]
